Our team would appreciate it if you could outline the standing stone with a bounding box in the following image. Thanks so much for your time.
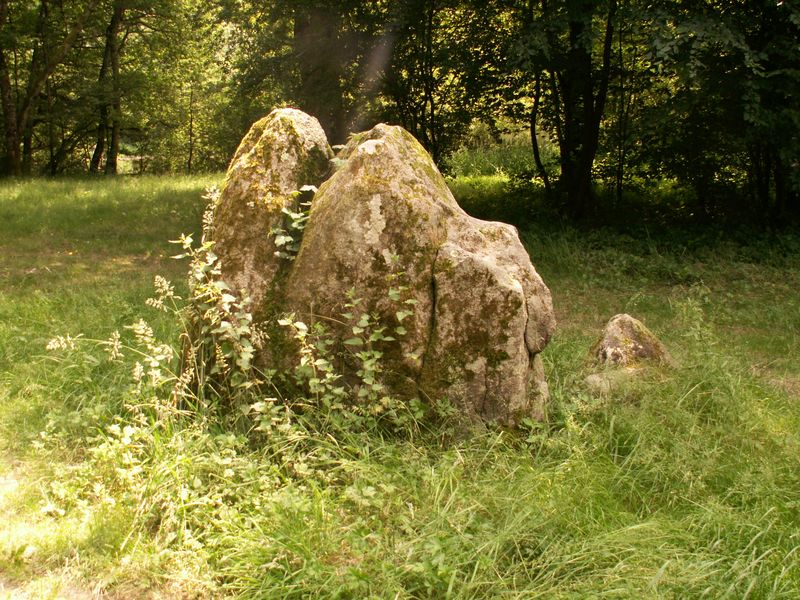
[591,313,672,366]
[213,108,333,317]
[285,124,556,425]
[212,110,556,426]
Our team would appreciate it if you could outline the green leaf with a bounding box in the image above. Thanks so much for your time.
[344,337,364,346]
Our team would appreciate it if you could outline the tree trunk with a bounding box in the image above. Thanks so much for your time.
[21,123,33,174]
[0,0,20,175]
[293,5,346,144]
[105,2,124,176]
[557,3,594,218]
[614,16,625,204]
[554,0,617,219]
[89,107,108,173]
[89,11,114,174]
[748,144,772,221]
[530,74,552,196]
[187,83,194,174]
[773,155,788,225]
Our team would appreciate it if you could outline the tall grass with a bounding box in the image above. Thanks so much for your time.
[1,175,799,598]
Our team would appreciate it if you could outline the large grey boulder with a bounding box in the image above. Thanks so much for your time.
[213,111,556,426]
[213,108,333,316]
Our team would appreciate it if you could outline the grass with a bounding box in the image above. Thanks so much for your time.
[1,174,799,598]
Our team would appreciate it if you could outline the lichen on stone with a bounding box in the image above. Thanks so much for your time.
[211,110,557,428]
[591,313,673,367]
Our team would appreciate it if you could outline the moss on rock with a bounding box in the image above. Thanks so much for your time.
[212,111,556,427]
[213,108,333,322]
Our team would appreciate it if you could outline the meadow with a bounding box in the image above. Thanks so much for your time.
[1,174,799,599]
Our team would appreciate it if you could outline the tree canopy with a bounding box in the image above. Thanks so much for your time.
[0,0,797,223]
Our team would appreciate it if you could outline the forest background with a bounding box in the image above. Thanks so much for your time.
[1,0,798,225]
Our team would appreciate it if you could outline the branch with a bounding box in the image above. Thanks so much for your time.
[17,0,102,136]
[593,0,618,124]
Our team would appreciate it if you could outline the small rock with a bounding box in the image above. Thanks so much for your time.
[590,314,672,367]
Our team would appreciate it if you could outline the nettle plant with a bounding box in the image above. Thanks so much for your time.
[37,185,428,559]
[276,271,424,433]
[270,185,317,260]
[47,186,422,436]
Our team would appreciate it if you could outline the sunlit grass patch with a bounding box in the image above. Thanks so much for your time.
[0,175,799,597]
[0,174,218,255]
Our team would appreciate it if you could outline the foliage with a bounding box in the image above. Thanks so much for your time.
[269,185,316,260]
[1,1,799,223]
[2,177,800,597]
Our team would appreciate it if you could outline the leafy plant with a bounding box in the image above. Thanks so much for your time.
[276,277,424,434]
[170,187,259,410]
[270,185,317,260]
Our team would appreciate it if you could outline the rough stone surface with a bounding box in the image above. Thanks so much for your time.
[213,108,333,317]
[285,124,556,425]
[213,112,556,426]
[590,314,672,367]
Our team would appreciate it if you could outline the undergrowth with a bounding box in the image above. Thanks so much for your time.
[1,176,799,598]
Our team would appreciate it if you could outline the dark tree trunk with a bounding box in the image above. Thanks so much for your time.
[0,0,20,175]
[293,5,346,144]
[530,74,552,196]
[553,0,617,219]
[614,16,627,205]
[105,2,124,176]
[749,144,772,220]
[21,123,33,174]
[89,108,108,173]
[423,0,439,163]
[89,11,114,174]
[773,155,788,225]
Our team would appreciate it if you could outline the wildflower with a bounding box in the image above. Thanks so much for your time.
[202,185,220,204]
[126,319,154,346]
[145,296,163,310]
[146,275,178,311]
[215,344,229,373]
[45,334,82,351]
[149,368,163,386]
[202,186,220,240]
[105,330,123,361]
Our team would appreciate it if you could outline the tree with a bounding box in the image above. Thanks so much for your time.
[640,0,800,222]
[135,0,243,173]
[89,0,125,174]
[381,0,506,163]
[0,0,101,175]
[513,0,618,218]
